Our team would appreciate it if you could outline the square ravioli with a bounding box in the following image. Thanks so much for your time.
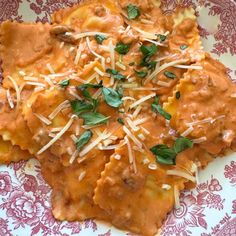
[164,54,236,155]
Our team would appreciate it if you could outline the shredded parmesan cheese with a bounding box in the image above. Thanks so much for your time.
[156,81,171,87]
[129,93,156,109]
[123,126,142,148]
[132,105,142,118]
[6,89,14,109]
[181,126,194,137]
[166,169,196,183]
[48,100,70,120]
[115,61,126,70]
[69,150,79,164]
[145,59,188,84]
[108,40,115,69]
[79,130,112,157]
[133,117,150,126]
[126,118,140,131]
[141,38,166,47]
[7,76,21,108]
[34,113,52,125]
[192,136,207,143]
[46,63,55,74]
[78,170,86,181]
[174,185,180,209]
[148,163,157,170]
[174,65,203,70]
[94,67,105,76]
[25,81,46,87]
[37,115,77,155]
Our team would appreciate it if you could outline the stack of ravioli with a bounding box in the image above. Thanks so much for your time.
[0,0,236,235]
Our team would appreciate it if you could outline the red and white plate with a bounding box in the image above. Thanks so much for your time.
[0,1,236,235]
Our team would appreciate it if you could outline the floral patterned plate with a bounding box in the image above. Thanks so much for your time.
[0,1,236,235]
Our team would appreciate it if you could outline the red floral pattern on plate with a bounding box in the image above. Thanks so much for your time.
[0,0,236,235]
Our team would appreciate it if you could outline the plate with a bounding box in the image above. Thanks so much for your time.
[0,1,236,235]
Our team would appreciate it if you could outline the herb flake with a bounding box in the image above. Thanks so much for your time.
[180,45,188,50]
[164,71,176,79]
[80,112,110,126]
[175,91,180,99]
[106,68,126,81]
[127,4,140,20]
[115,42,130,55]
[76,130,93,151]
[59,79,70,88]
[94,34,107,44]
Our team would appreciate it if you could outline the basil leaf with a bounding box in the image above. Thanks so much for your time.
[70,100,93,115]
[156,34,167,42]
[175,91,180,99]
[115,42,130,55]
[117,118,124,125]
[80,112,110,125]
[152,104,171,120]
[174,137,193,153]
[78,82,103,90]
[76,130,93,151]
[140,44,158,57]
[164,71,176,79]
[150,144,176,165]
[102,87,123,108]
[106,68,126,81]
[94,34,106,44]
[135,70,148,78]
[59,79,70,88]
[156,155,176,165]
[127,4,140,20]
[180,45,188,50]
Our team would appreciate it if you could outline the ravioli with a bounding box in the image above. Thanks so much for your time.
[0,137,32,164]
[40,150,110,221]
[164,54,236,155]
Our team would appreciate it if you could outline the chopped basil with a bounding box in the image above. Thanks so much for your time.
[156,34,167,42]
[59,79,70,88]
[115,42,130,55]
[127,4,140,20]
[140,44,158,57]
[175,91,181,99]
[94,34,107,44]
[180,45,188,50]
[117,117,124,125]
[78,82,103,90]
[129,62,135,66]
[135,70,148,78]
[106,68,126,81]
[164,71,176,79]
[174,137,193,153]
[76,130,93,151]
[70,100,94,115]
[150,137,193,165]
[152,104,171,120]
[150,144,176,165]
[80,112,110,125]
[102,88,123,108]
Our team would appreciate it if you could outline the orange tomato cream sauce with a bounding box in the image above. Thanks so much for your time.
[0,1,235,235]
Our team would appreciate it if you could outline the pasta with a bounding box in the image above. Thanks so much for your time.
[0,0,235,235]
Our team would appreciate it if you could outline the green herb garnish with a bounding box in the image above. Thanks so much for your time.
[70,100,94,115]
[175,91,180,99]
[102,88,123,108]
[117,118,125,125]
[156,34,167,42]
[106,68,126,81]
[140,44,158,57]
[94,34,107,44]
[78,82,103,90]
[152,104,171,120]
[59,79,70,88]
[150,137,193,165]
[127,4,140,20]
[76,130,93,151]
[164,71,176,79]
[80,112,110,126]
[135,70,148,78]
[180,45,188,50]
[115,42,130,55]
